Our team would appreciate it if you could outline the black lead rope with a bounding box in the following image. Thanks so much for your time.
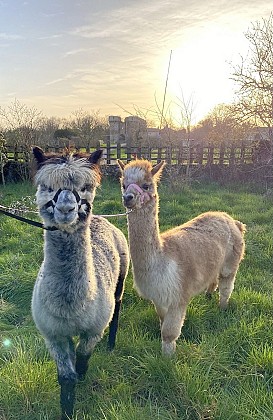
[0,187,128,231]
[0,188,85,232]
[0,206,58,231]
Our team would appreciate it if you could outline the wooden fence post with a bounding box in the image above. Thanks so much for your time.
[14,145,18,162]
[166,146,172,164]
[126,146,131,162]
[207,144,214,166]
[106,137,111,164]
[229,145,235,166]
[116,143,121,160]
[219,144,225,165]
[177,145,183,164]
[190,146,195,165]
[240,142,245,164]
[157,147,162,163]
[197,145,203,166]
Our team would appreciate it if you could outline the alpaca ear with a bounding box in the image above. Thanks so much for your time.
[33,146,46,164]
[117,159,125,172]
[151,160,166,178]
[88,149,103,164]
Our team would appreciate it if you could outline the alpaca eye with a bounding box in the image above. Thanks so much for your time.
[122,184,126,190]
[142,184,150,190]
[48,187,54,193]
[81,184,92,192]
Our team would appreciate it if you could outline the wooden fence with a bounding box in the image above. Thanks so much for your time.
[6,143,259,166]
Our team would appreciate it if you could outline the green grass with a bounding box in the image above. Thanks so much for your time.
[0,178,272,420]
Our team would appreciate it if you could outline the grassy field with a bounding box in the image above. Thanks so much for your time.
[0,177,272,420]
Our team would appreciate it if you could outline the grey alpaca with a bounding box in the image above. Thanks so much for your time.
[32,147,129,419]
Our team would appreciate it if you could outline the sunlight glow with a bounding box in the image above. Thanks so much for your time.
[156,23,249,125]
[3,338,12,347]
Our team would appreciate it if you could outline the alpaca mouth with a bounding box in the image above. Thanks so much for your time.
[123,197,137,209]
[124,203,135,210]
[40,205,78,228]
[55,214,78,225]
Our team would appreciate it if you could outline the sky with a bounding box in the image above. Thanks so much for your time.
[0,0,272,126]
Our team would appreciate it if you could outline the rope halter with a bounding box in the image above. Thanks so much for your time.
[44,188,89,213]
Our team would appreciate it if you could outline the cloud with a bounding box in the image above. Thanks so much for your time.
[45,78,66,86]
[0,32,23,40]
[44,69,89,86]
[62,48,91,58]
[38,34,63,40]
[41,12,65,18]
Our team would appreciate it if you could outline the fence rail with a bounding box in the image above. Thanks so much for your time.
[6,143,259,166]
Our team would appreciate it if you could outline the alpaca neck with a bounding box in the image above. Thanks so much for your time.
[43,221,96,297]
[127,195,162,263]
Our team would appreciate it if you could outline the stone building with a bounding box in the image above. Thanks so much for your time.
[109,115,188,146]
[109,115,147,144]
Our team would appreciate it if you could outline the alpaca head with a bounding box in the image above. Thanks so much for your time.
[117,159,165,210]
[33,147,102,230]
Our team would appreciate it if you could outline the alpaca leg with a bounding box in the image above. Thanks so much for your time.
[205,279,218,299]
[161,305,187,356]
[46,337,77,420]
[108,273,125,351]
[218,273,236,309]
[108,300,121,351]
[219,240,243,309]
[154,304,167,327]
[75,333,101,380]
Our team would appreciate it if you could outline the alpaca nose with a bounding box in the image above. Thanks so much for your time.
[123,193,134,204]
[56,190,77,214]
[56,204,76,214]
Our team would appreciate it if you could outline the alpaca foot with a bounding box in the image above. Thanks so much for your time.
[219,299,229,310]
[162,340,176,356]
[59,376,77,420]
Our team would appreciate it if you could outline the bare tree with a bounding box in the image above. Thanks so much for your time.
[37,117,62,148]
[230,13,273,158]
[69,108,108,151]
[117,95,180,147]
[194,103,253,146]
[0,99,43,155]
[175,91,196,182]
[0,132,7,185]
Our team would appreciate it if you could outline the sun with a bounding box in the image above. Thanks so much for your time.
[157,25,248,124]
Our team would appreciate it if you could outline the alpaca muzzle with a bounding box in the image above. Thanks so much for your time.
[55,190,77,214]
[44,188,88,213]
[123,183,150,208]
[43,188,90,226]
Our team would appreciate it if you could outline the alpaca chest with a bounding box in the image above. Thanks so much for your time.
[132,258,180,307]
[32,267,116,337]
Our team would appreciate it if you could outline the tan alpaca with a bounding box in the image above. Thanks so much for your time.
[117,159,246,356]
